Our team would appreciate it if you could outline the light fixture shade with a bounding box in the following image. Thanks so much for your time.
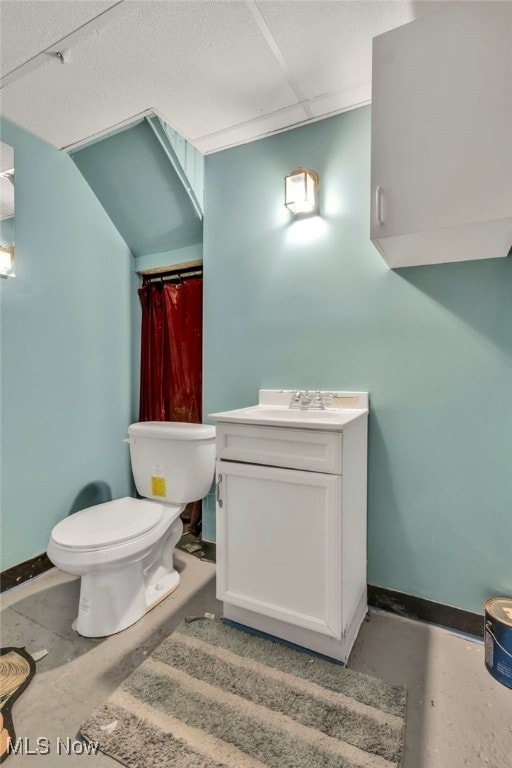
[284,168,319,214]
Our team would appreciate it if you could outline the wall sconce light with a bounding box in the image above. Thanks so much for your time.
[0,246,15,278]
[284,167,319,215]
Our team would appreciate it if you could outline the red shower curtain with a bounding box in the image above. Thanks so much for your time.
[138,276,203,533]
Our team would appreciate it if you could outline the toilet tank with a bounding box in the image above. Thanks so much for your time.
[128,422,216,504]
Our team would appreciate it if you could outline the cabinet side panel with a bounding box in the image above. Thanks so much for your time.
[340,417,368,633]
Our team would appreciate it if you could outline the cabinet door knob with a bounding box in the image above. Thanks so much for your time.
[376,186,384,225]
[216,473,223,508]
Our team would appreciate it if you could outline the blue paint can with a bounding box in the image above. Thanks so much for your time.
[484,597,512,689]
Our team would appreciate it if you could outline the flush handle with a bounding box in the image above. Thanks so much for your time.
[216,473,223,508]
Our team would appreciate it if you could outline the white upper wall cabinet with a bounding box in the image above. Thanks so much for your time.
[370,2,512,268]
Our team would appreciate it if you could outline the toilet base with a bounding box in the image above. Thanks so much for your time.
[74,565,181,638]
[75,561,144,637]
[145,570,180,612]
[72,515,183,638]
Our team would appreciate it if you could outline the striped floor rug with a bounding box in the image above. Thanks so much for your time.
[80,619,406,768]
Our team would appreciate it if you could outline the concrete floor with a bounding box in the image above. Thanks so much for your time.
[1,554,510,768]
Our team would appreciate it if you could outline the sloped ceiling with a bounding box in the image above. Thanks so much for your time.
[0,0,448,154]
[72,119,202,257]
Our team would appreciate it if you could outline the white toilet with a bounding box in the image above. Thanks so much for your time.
[47,421,216,638]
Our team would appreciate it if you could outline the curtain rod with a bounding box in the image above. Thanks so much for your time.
[142,269,203,284]
[137,259,203,283]
[137,258,202,277]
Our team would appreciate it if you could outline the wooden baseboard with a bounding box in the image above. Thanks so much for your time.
[368,584,484,638]
[0,554,53,593]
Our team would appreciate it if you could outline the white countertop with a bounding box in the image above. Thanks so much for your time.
[209,390,368,431]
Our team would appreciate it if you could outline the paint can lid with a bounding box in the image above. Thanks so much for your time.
[485,597,512,627]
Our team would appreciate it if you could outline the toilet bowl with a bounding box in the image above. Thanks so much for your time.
[47,422,215,637]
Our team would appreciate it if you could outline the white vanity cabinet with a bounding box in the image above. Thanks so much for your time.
[211,392,368,663]
[371,2,512,267]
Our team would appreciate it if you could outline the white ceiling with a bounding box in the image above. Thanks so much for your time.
[0,0,450,155]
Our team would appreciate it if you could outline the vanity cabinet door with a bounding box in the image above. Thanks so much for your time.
[216,461,342,639]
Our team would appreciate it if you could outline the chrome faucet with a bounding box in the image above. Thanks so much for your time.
[289,390,313,409]
[310,390,327,410]
[289,390,329,410]
[289,390,303,409]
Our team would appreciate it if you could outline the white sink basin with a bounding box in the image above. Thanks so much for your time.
[210,404,367,430]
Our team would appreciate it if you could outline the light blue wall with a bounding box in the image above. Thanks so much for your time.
[203,106,512,614]
[161,120,204,212]
[0,216,15,247]
[0,118,135,571]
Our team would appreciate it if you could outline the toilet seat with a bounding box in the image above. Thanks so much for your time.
[51,497,165,550]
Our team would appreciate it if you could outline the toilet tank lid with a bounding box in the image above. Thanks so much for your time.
[128,421,215,440]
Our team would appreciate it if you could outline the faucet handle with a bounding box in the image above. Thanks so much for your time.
[301,390,312,404]
[289,390,302,408]
[310,390,326,409]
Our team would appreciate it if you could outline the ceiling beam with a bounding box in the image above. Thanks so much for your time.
[0,1,128,90]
